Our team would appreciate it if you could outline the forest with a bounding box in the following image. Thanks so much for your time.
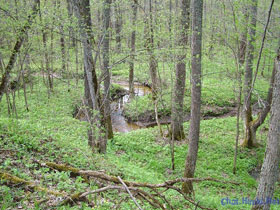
[0,0,280,209]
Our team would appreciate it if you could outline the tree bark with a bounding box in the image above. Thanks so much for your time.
[241,0,275,148]
[170,0,190,141]
[128,0,138,99]
[251,48,280,210]
[0,0,40,103]
[60,25,66,74]
[39,1,52,93]
[238,7,249,66]
[72,0,106,153]
[114,1,122,53]
[66,0,76,47]
[182,0,203,195]
[102,0,113,141]
[42,32,52,91]
[145,0,162,136]
[242,0,258,148]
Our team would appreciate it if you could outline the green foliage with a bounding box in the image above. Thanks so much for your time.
[0,76,276,209]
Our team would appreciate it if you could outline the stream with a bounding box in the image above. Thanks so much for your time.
[111,82,151,133]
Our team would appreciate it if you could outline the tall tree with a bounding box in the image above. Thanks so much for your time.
[114,1,122,53]
[145,0,162,135]
[39,1,52,94]
[102,0,113,140]
[241,0,275,148]
[66,0,75,47]
[242,0,258,147]
[128,0,138,99]
[72,0,106,153]
[251,48,280,210]
[182,0,203,195]
[170,0,190,141]
[238,6,249,66]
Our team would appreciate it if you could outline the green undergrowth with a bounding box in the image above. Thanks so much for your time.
[123,72,269,121]
[0,79,277,210]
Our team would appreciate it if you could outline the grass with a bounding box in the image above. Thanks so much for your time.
[0,75,277,209]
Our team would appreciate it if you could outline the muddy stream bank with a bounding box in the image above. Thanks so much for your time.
[111,82,151,132]
[74,82,237,133]
[110,82,236,133]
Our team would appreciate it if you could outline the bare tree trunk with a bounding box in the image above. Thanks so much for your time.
[128,0,138,99]
[238,7,249,66]
[42,31,52,91]
[72,0,106,153]
[60,27,66,73]
[102,0,113,140]
[19,52,29,112]
[233,68,242,174]
[170,0,190,141]
[242,0,258,148]
[66,0,75,47]
[182,0,203,195]
[242,0,275,148]
[39,1,53,93]
[251,48,280,210]
[75,37,79,86]
[0,52,4,75]
[0,0,40,103]
[114,1,122,53]
[145,0,162,136]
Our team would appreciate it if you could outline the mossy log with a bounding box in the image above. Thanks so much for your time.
[0,170,65,196]
[39,161,240,187]
[41,161,89,183]
[38,161,239,209]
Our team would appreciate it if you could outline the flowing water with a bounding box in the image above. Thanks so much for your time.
[111,82,151,133]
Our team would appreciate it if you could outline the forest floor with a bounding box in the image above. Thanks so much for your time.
[0,76,279,210]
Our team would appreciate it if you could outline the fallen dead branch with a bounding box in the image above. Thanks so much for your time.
[62,185,166,209]
[118,176,144,210]
[34,160,89,183]
[0,170,65,196]
[37,161,232,209]
[37,161,240,188]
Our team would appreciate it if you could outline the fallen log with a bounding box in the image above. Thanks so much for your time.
[38,161,240,188]
[0,170,65,196]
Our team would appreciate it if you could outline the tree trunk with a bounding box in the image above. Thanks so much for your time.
[114,2,122,53]
[242,0,258,148]
[39,1,52,93]
[182,0,203,195]
[102,0,113,140]
[57,0,66,74]
[72,0,106,153]
[42,32,53,91]
[0,53,4,77]
[251,48,280,210]
[238,7,249,66]
[170,0,190,141]
[128,0,138,99]
[0,0,40,103]
[241,0,275,148]
[60,25,66,74]
[66,0,75,47]
[145,0,162,136]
